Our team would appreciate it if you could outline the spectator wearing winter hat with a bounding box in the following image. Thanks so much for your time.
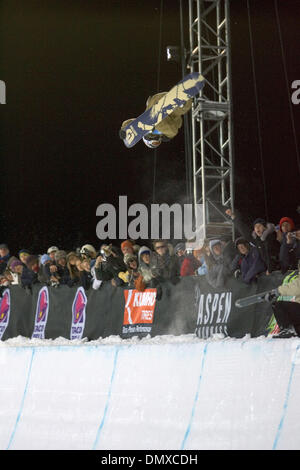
[120,240,135,256]
[204,240,231,289]
[21,255,40,288]
[231,238,266,284]
[80,244,97,261]
[225,209,280,274]
[43,246,59,281]
[276,217,295,244]
[151,239,180,283]
[47,246,59,261]
[0,244,10,275]
[174,242,200,277]
[251,218,280,274]
[119,253,145,290]
[194,241,210,276]
[280,225,300,274]
[138,246,154,284]
[38,254,52,283]
[18,249,30,265]
[53,250,70,285]
[10,259,24,272]
[94,244,126,285]
[66,252,81,287]
[10,259,24,285]
[6,256,19,271]
[1,269,15,286]
[79,258,93,290]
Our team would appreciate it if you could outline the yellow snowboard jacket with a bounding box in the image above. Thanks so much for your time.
[121,92,192,140]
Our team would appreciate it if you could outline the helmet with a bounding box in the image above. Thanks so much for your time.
[80,244,97,258]
[143,133,162,149]
[47,246,59,255]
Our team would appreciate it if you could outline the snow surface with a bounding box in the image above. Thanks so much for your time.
[1,333,300,450]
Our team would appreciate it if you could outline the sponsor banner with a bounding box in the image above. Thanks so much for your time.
[0,271,285,342]
[123,288,157,336]
[71,287,87,340]
[194,285,232,339]
[0,289,10,340]
[32,286,49,339]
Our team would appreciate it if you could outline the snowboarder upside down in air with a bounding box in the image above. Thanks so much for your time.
[119,91,192,149]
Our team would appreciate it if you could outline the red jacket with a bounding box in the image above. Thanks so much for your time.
[180,256,200,277]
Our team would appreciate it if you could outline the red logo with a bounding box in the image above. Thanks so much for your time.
[124,288,157,326]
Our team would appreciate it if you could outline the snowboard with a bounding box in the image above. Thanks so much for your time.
[120,72,205,148]
[235,289,279,308]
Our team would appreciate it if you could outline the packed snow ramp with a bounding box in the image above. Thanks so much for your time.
[1,337,300,450]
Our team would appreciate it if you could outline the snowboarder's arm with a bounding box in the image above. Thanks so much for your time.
[278,276,300,298]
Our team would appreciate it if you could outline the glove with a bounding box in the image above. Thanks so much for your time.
[264,288,279,303]
[119,129,126,140]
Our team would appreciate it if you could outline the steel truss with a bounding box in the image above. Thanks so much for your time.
[188,0,234,241]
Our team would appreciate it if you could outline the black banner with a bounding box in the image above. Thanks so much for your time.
[0,272,285,342]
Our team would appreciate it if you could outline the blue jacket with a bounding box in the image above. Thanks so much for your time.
[0,253,10,275]
[237,246,266,284]
[21,266,38,287]
[280,235,300,273]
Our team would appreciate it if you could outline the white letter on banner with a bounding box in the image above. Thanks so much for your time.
[217,292,225,323]
[223,292,232,323]
[291,80,300,104]
[0,81,6,104]
[96,203,116,239]
[128,203,148,239]
[118,195,128,239]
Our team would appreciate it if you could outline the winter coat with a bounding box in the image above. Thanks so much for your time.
[197,257,208,276]
[150,250,180,281]
[38,264,52,283]
[145,92,192,139]
[232,214,280,273]
[21,266,38,287]
[138,246,154,284]
[121,92,192,140]
[79,270,93,290]
[278,275,300,304]
[56,265,71,285]
[179,254,200,276]
[205,240,231,289]
[280,236,300,273]
[95,254,126,282]
[251,223,280,272]
[118,268,142,290]
[232,246,266,284]
[43,261,58,282]
[0,253,10,275]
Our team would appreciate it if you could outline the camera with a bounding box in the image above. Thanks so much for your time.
[100,244,113,260]
[290,232,297,239]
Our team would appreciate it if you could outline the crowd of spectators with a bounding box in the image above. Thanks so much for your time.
[0,209,299,297]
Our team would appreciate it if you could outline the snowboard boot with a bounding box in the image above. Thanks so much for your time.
[272,325,298,339]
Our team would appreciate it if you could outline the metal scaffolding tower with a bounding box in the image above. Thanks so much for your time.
[188,0,234,241]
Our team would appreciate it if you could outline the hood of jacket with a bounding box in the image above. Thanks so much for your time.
[252,222,276,241]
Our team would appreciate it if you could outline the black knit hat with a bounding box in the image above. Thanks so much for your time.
[235,237,250,249]
[253,218,267,227]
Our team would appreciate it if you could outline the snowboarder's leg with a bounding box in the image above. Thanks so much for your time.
[272,301,300,336]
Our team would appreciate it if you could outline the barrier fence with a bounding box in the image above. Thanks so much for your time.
[0,272,285,342]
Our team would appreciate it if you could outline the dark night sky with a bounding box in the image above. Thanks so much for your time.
[0,0,299,254]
